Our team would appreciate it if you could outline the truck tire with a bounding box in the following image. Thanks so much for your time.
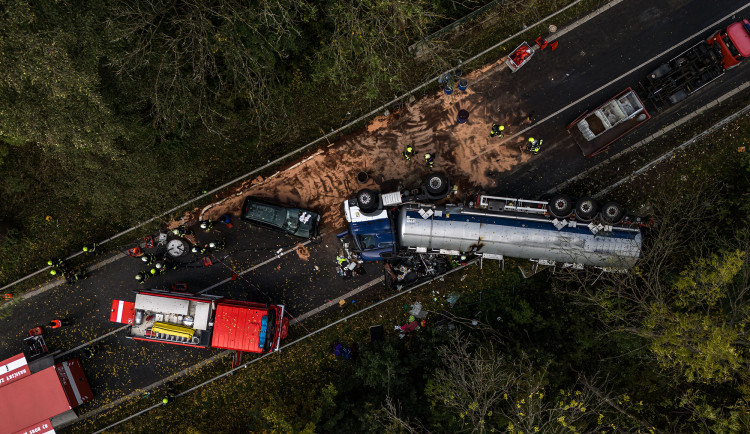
[356,189,379,213]
[601,202,624,224]
[425,173,449,196]
[575,197,598,222]
[548,195,574,218]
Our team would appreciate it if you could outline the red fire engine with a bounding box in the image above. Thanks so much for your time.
[110,289,289,354]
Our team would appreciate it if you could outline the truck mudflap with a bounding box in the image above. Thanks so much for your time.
[280,317,289,339]
[275,304,286,352]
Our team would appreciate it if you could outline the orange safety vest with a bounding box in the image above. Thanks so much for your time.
[50,319,62,329]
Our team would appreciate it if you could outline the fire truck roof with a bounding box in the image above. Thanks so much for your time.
[211,302,272,354]
[0,364,71,434]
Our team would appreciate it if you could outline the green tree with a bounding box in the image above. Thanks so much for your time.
[106,0,315,135]
[0,0,126,159]
[311,0,439,100]
[644,250,747,383]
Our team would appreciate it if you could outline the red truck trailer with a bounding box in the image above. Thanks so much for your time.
[110,290,288,354]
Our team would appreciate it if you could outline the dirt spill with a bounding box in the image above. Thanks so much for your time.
[196,62,531,232]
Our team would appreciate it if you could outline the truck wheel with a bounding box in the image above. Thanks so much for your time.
[425,173,449,196]
[601,202,624,224]
[575,197,598,221]
[356,189,379,213]
[548,195,573,218]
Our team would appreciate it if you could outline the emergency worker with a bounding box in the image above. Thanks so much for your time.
[489,124,505,137]
[208,240,225,250]
[199,220,213,231]
[424,153,435,168]
[527,137,542,155]
[402,145,417,160]
[135,272,150,283]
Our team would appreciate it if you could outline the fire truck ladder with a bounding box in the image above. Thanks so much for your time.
[152,333,195,344]
[477,195,549,215]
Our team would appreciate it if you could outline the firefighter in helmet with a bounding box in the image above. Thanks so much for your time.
[527,137,542,155]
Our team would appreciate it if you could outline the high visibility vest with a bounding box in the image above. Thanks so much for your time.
[337,256,346,265]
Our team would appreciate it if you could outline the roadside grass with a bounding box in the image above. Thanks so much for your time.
[0,0,604,296]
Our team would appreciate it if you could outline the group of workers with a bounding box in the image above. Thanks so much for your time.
[48,258,88,284]
[402,113,542,165]
[135,255,178,283]
[135,223,227,283]
[402,146,435,168]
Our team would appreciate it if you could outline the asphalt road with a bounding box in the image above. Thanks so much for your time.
[1,0,749,426]
[485,0,750,197]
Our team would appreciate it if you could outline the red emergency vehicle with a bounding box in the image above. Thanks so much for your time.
[0,353,93,434]
[708,18,750,69]
[110,290,289,354]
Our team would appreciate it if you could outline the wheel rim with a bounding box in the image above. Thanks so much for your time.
[429,177,443,190]
[360,193,372,205]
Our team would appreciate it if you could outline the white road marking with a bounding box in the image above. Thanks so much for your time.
[471,3,750,161]
[547,81,750,196]
[593,101,750,199]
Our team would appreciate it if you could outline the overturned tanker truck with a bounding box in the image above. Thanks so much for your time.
[339,173,648,281]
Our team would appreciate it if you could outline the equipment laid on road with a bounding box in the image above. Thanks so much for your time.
[506,42,534,72]
[110,289,288,354]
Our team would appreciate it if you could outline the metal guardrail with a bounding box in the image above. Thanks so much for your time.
[0,0,591,296]
[410,0,504,52]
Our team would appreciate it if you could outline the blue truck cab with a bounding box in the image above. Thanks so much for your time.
[341,201,397,261]
[338,173,452,262]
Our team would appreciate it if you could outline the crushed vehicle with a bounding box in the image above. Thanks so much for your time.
[242,196,320,239]
[383,253,451,291]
